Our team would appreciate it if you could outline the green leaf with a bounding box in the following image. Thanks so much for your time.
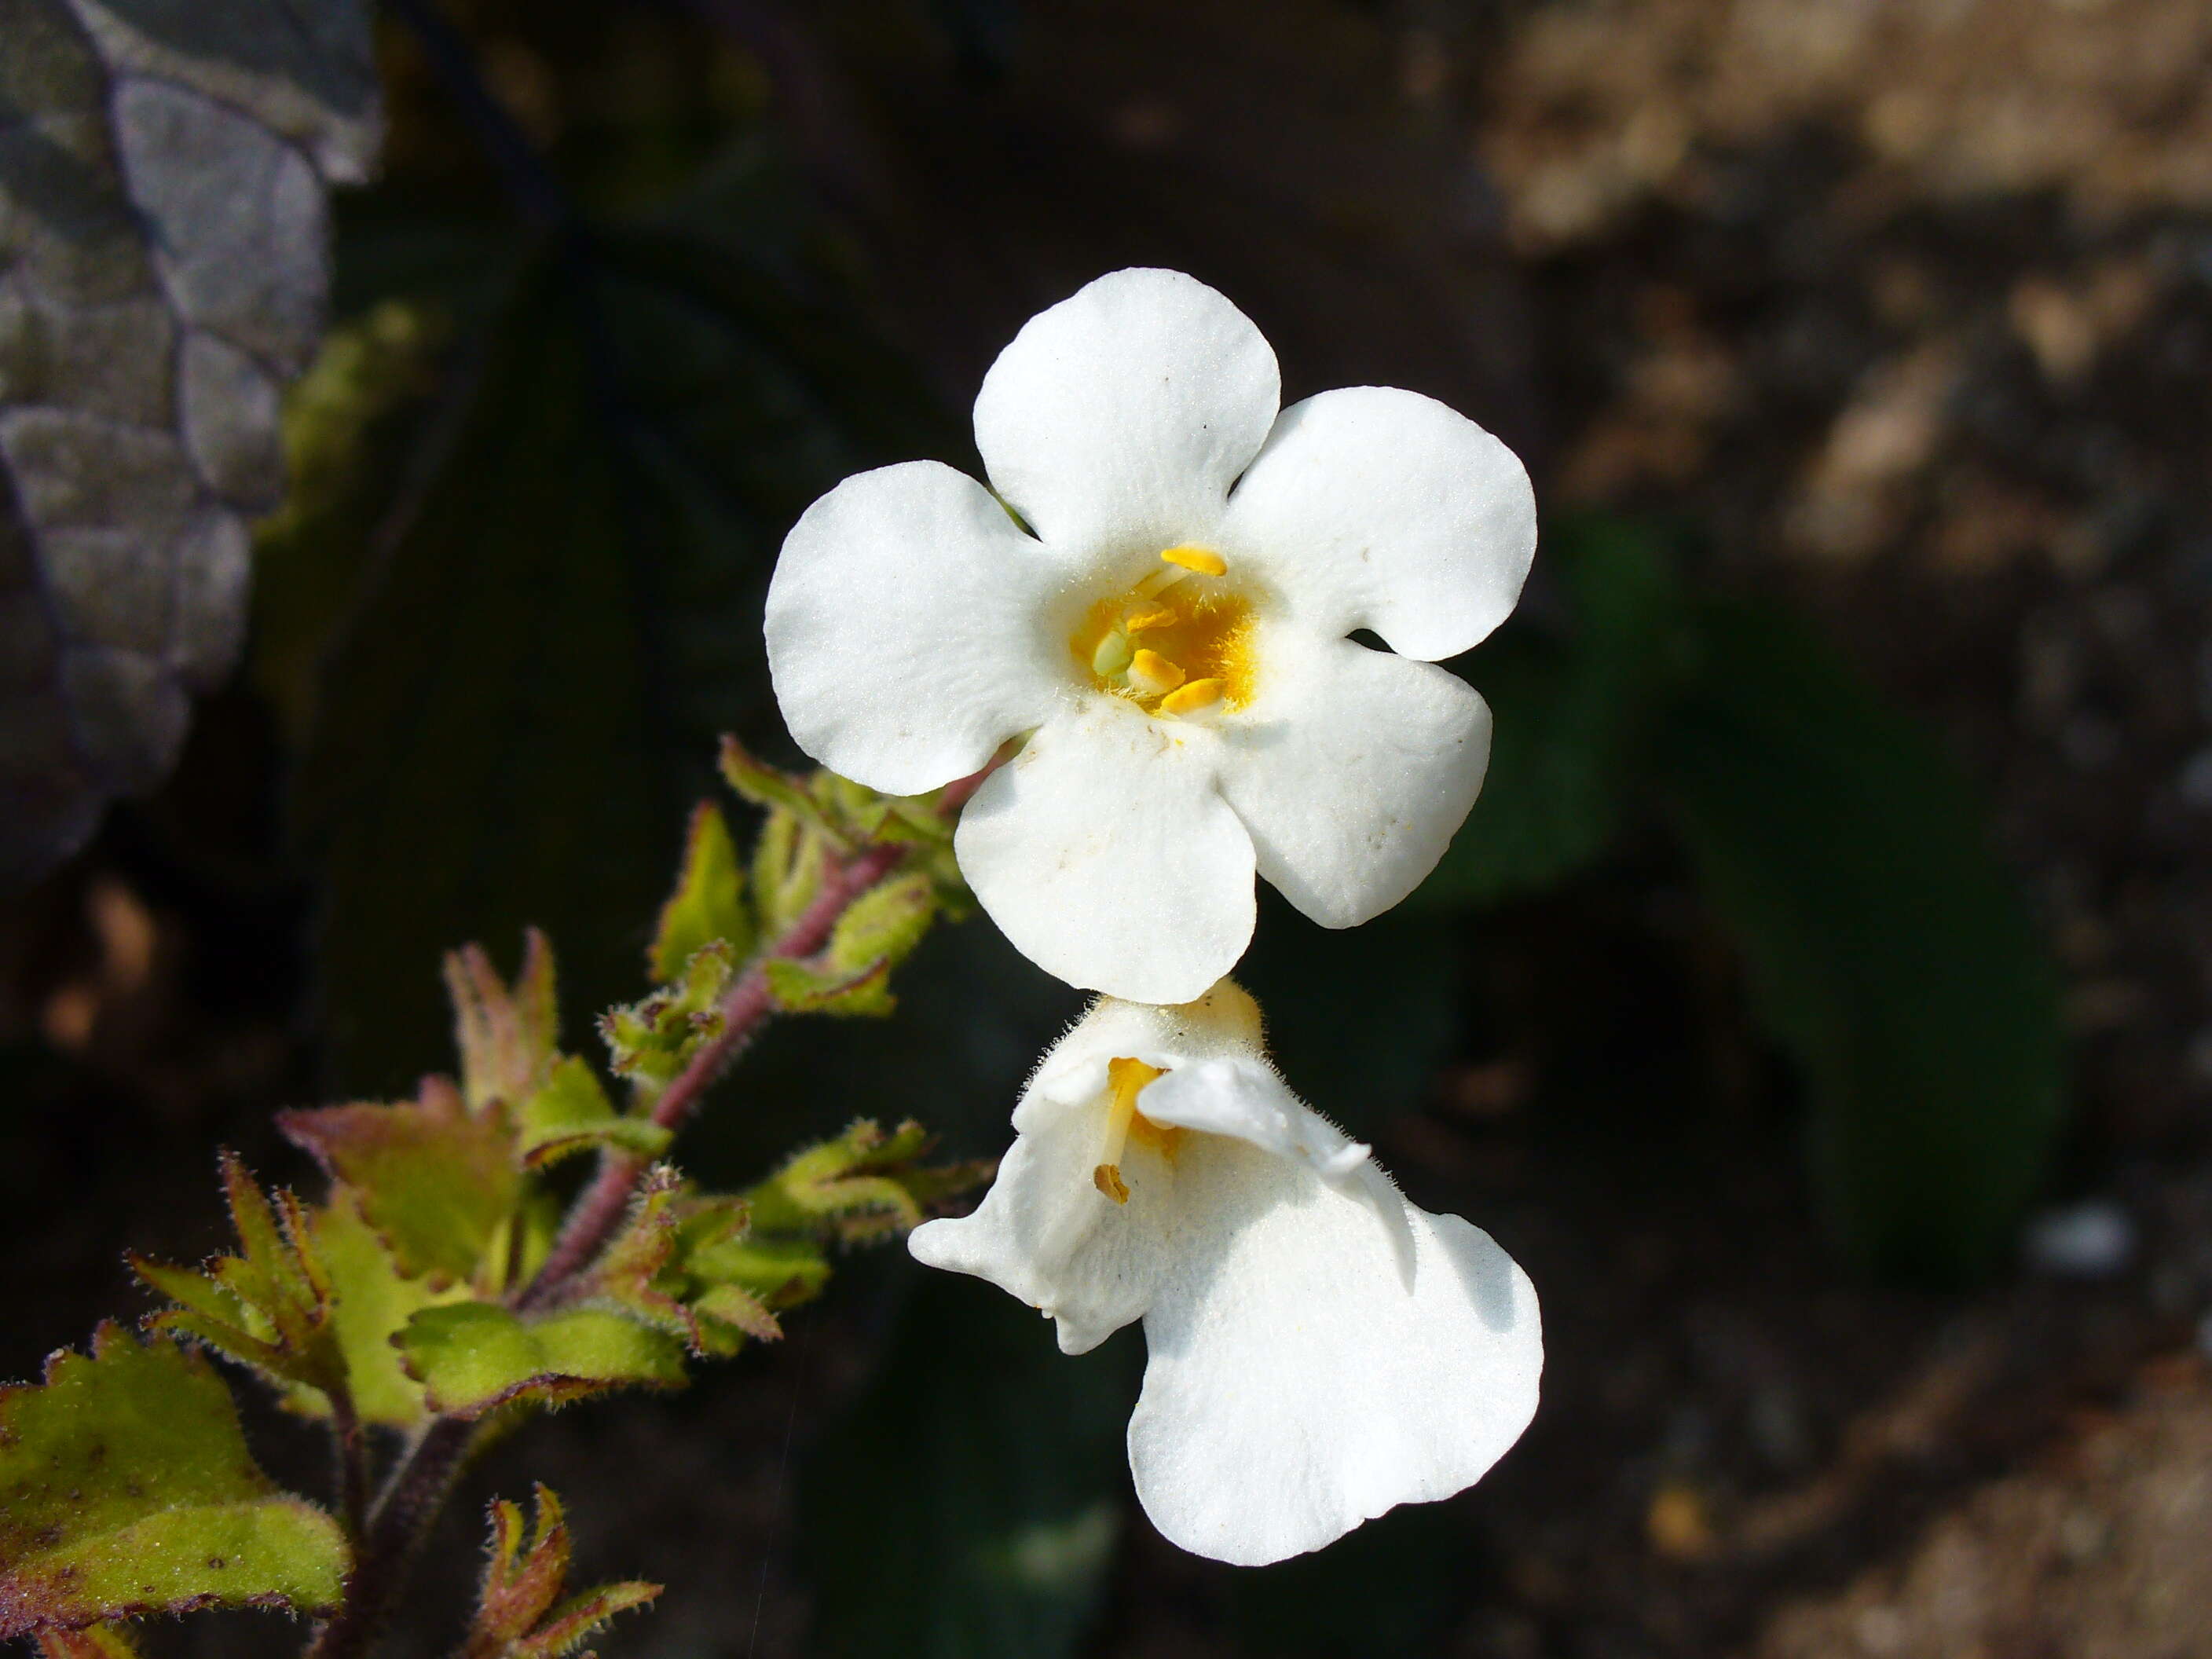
[0,0,379,884]
[0,1325,349,1637]
[719,736,844,846]
[599,942,735,1085]
[1416,515,1695,910]
[131,1152,342,1397]
[447,930,562,1112]
[290,221,950,1090]
[288,1191,471,1430]
[394,1304,687,1418]
[744,1119,991,1246]
[650,801,754,983]
[1658,601,2067,1280]
[749,797,832,941]
[516,1056,672,1170]
[763,955,895,1018]
[802,1270,1132,1659]
[592,1170,794,1359]
[461,1485,659,1659]
[279,1079,522,1286]
[826,871,937,980]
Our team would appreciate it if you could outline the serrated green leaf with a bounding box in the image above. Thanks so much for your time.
[132,1153,341,1397]
[1659,601,2067,1280]
[651,802,754,983]
[287,1191,471,1429]
[447,930,562,1112]
[517,1057,672,1170]
[826,872,936,980]
[395,1304,687,1418]
[1417,516,1696,910]
[745,1119,990,1245]
[592,1172,784,1359]
[279,1079,521,1285]
[599,943,734,1084]
[462,1485,659,1659]
[764,956,895,1018]
[718,736,848,847]
[750,803,831,939]
[0,1325,349,1637]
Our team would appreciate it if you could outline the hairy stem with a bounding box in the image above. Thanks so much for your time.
[518,760,1002,1309]
[328,1392,370,1542]
[306,1416,480,1659]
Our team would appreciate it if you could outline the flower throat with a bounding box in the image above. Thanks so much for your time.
[1071,546,1256,717]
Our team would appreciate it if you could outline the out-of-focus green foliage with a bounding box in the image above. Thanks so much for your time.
[802,1272,1138,1659]
[0,1327,349,1638]
[35,1623,142,1659]
[460,1485,658,1659]
[1661,603,2067,1280]
[1414,516,2067,1278]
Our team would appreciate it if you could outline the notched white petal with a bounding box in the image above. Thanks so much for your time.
[764,461,1066,795]
[1218,632,1493,929]
[1222,385,1536,661]
[954,705,1257,1004]
[974,269,1282,555]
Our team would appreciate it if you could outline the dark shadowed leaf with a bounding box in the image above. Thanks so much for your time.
[460,1485,657,1659]
[801,1268,1136,1659]
[0,0,378,883]
[0,1324,348,1637]
[1415,516,1695,910]
[1660,601,2067,1280]
[290,221,949,1088]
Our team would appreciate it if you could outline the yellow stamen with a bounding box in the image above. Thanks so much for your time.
[1093,1056,1165,1206]
[1121,606,1176,633]
[1127,648,1185,698]
[1156,677,1224,717]
[1159,545,1229,577]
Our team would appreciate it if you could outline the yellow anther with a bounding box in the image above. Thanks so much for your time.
[1159,545,1228,577]
[1090,629,1133,678]
[1121,606,1176,633]
[1127,649,1185,698]
[1093,1057,1165,1206]
[1156,677,1225,717]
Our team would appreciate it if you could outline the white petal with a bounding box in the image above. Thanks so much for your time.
[764,461,1068,795]
[1218,634,1492,928]
[974,269,1281,556]
[1137,1057,1372,1184]
[1129,1133,1542,1566]
[908,1085,1168,1356]
[1221,386,1536,661]
[954,704,1256,1003]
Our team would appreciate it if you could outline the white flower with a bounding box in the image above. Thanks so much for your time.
[907,981,1543,1566]
[765,268,1536,1003]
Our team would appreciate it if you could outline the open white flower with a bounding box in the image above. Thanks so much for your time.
[766,268,1536,1003]
[908,981,1543,1566]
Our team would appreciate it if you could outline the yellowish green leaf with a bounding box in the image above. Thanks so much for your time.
[395,1305,686,1418]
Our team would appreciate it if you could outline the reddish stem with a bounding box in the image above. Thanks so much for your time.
[515,758,998,1309]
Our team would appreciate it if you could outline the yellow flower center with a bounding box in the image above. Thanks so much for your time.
[1070,546,1257,719]
[1093,1056,1182,1204]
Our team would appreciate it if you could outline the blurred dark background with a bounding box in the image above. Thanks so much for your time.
[6,0,2212,1653]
